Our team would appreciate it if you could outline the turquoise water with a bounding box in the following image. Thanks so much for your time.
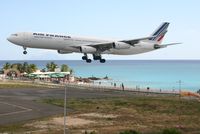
[0,60,200,92]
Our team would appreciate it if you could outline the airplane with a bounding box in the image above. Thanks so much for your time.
[7,22,180,63]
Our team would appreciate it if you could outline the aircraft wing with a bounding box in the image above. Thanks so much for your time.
[71,41,114,52]
[86,42,115,52]
[72,36,155,52]
[119,36,155,46]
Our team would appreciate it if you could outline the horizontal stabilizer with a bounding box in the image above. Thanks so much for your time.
[160,42,182,48]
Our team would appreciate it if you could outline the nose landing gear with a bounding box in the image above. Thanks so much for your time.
[23,51,27,55]
[23,47,27,55]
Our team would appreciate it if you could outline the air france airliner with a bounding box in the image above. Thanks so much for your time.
[7,22,179,63]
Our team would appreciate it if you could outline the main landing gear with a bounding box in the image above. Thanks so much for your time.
[82,53,92,63]
[82,53,106,63]
[23,47,27,55]
[93,54,106,63]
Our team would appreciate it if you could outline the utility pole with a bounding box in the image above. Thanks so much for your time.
[178,80,182,97]
[64,86,67,134]
[177,80,182,128]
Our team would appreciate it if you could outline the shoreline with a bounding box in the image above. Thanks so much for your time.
[2,79,200,99]
[0,79,181,96]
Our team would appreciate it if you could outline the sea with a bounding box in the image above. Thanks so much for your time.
[0,60,200,92]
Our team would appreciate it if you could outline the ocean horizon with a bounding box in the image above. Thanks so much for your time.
[1,60,200,92]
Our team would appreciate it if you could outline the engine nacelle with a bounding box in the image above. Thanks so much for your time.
[57,50,72,54]
[154,44,161,49]
[80,46,97,53]
[113,42,131,49]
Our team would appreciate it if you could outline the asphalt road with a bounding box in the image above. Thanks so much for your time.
[0,86,141,125]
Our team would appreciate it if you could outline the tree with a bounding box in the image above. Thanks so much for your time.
[3,62,11,70]
[46,62,57,72]
[2,62,38,74]
[16,63,23,73]
[27,64,37,73]
[11,63,18,69]
[61,64,70,72]
[22,62,29,73]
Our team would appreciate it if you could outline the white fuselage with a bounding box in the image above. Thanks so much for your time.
[7,32,156,55]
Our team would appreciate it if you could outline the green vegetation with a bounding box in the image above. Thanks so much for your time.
[46,61,72,73]
[119,130,140,134]
[0,123,34,133]
[2,62,37,74]
[61,64,70,72]
[41,97,200,115]
[0,81,54,89]
[40,97,200,134]
[162,128,181,134]
[1,61,72,75]
[119,128,181,134]
[3,62,11,70]
[46,61,58,72]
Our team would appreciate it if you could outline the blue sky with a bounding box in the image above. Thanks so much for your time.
[0,0,200,60]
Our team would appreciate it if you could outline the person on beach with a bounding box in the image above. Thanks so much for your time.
[122,83,124,91]
[114,83,116,88]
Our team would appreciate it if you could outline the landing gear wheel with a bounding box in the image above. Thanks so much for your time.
[86,59,92,63]
[93,54,101,60]
[23,51,27,55]
[82,56,87,60]
[100,59,106,63]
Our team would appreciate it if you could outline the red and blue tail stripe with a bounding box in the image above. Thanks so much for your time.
[150,22,169,43]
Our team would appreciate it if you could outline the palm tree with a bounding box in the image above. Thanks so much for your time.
[3,62,11,70]
[22,62,29,73]
[61,64,70,72]
[46,62,57,72]
[16,63,24,73]
[27,64,37,73]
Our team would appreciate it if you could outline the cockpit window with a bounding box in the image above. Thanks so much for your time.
[11,34,18,36]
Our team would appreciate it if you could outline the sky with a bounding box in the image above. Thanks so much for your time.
[0,0,200,60]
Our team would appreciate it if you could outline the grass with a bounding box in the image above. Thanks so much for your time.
[0,81,55,89]
[0,123,34,133]
[39,96,200,134]
[0,116,56,133]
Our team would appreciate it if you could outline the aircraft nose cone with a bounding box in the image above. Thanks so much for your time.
[7,36,12,42]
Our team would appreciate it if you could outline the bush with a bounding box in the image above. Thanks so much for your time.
[162,128,181,134]
[119,130,140,134]
[84,130,96,134]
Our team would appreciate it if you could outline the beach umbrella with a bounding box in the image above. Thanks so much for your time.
[49,73,65,78]
[39,75,50,78]
[48,73,59,78]
[56,73,65,77]
[28,73,37,77]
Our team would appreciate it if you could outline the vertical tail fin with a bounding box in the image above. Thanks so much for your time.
[149,22,170,44]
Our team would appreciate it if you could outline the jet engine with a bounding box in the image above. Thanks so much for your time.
[57,50,72,54]
[80,46,97,53]
[113,42,130,49]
